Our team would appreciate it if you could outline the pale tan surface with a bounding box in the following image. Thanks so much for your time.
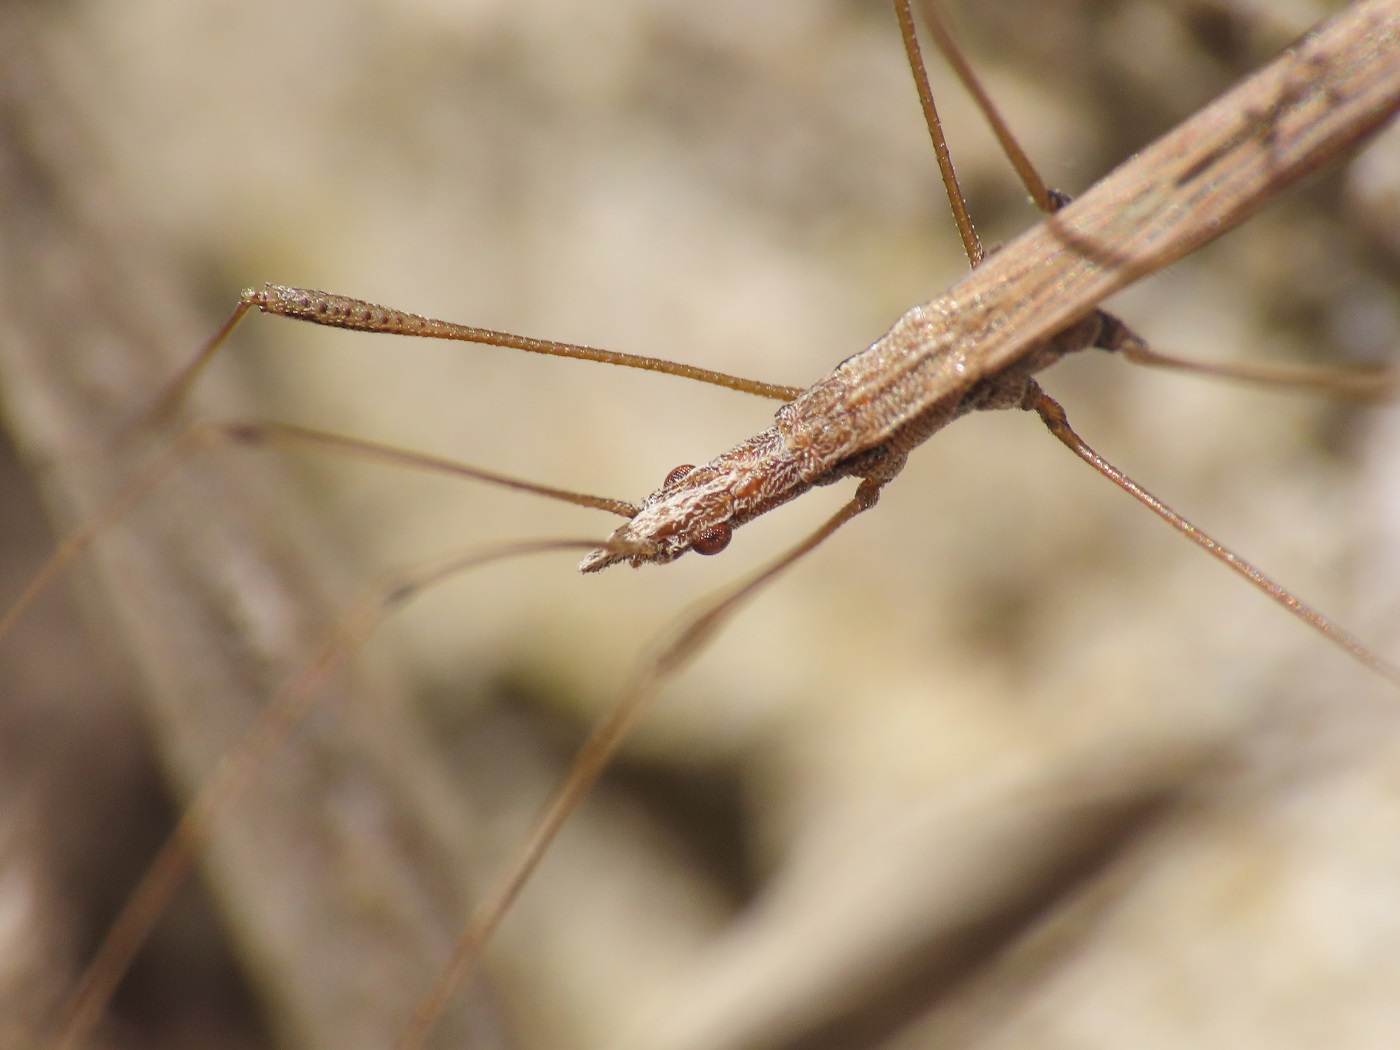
[2,1,1399,1049]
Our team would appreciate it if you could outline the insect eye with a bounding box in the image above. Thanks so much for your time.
[692,523,732,556]
[664,464,695,487]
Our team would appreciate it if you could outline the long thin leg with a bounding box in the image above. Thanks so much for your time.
[0,427,212,640]
[913,0,1058,215]
[10,393,653,1050]
[49,536,602,1050]
[0,421,638,646]
[150,287,803,428]
[396,480,883,1050]
[1104,320,1399,400]
[893,0,983,267]
[223,421,640,517]
[908,6,1400,407]
[1024,383,1400,688]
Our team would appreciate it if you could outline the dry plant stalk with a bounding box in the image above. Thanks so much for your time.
[0,7,508,1050]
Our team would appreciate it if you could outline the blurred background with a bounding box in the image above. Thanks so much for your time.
[2,0,1400,1048]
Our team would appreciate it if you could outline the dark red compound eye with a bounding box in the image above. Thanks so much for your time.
[692,523,732,556]
[664,463,695,487]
